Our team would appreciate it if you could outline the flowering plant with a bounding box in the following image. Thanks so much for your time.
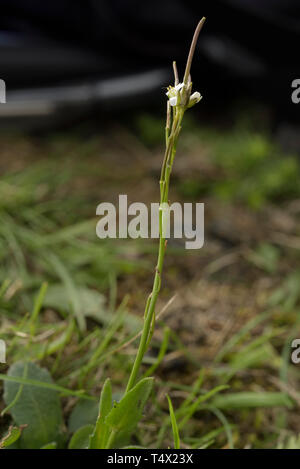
[90,17,206,449]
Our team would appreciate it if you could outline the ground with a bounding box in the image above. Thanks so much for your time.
[0,109,299,449]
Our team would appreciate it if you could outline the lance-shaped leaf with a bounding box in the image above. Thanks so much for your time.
[69,425,94,449]
[105,378,154,438]
[167,395,180,449]
[89,378,112,449]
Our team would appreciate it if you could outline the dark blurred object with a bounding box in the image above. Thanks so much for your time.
[0,0,299,126]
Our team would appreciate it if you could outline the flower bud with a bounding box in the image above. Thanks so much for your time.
[187,91,202,108]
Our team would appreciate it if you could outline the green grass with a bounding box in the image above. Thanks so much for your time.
[0,115,300,449]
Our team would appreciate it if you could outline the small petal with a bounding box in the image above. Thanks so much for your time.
[174,83,184,91]
[169,96,177,106]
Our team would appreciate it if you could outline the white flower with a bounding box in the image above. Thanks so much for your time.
[166,83,202,108]
[166,83,185,106]
[166,83,184,98]
[166,84,184,106]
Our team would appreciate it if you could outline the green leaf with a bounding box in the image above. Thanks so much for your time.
[38,319,75,359]
[178,385,228,430]
[122,445,147,449]
[278,435,300,449]
[167,395,180,449]
[68,425,94,449]
[68,400,99,434]
[0,426,23,449]
[89,378,112,449]
[29,282,48,338]
[105,377,154,443]
[211,392,294,409]
[41,442,57,449]
[45,255,86,332]
[0,372,93,400]
[247,243,280,274]
[3,361,64,449]
[44,283,107,325]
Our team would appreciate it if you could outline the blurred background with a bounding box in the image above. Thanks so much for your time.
[1,0,300,130]
[1,0,300,449]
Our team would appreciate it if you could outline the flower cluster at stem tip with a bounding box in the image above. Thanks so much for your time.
[166,82,202,109]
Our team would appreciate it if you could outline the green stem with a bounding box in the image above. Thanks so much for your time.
[125,108,184,393]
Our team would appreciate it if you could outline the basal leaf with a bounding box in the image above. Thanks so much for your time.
[3,361,64,449]
[44,284,107,324]
[167,395,180,449]
[68,399,99,434]
[68,425,94,449]
[105,378,154,437]
[41,442,57,449]
[89,378,112,449]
